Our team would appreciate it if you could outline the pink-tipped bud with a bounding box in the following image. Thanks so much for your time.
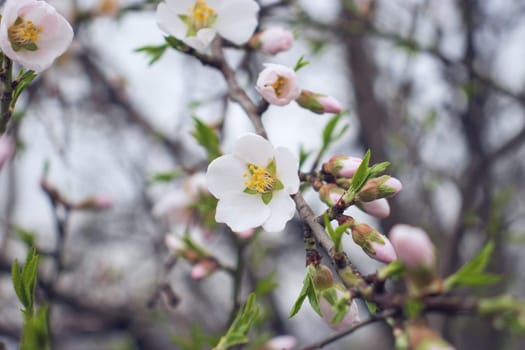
[350,223,397,263]
[360,198,391,219]
[320,294,360,331]
[0,134,15,170]
[190,259,218,280]
[318,184,345,206]
[390,224,436,269]
[323,155,363,178]
[296,90,342,114]
[251,27,294,55]
[357,175,403,202]
[262,335,297,350]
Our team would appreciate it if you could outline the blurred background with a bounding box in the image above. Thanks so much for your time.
[1,0,525,349]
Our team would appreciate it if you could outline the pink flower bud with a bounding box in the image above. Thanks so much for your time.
[320,295,360,331]
[360,198,390,218]
[390,224,436,269]
[0,134,15,170]
[323,155,362,178]
[317,95,342,114]
[296,90,342,114]
[262,335,297,350]
[318,184,345,206]
[256,63,301,106]
[358,175,403,202]
[351,223,397,263]
[190,259,218,280]
[255,27,294,55]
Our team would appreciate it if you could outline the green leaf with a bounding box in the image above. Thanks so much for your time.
[134,43,168,65]
[365,301,378,314]
[191,117,222,161]
[20,304,50,350]
[149,169,182,183]
[444,241,501,290]
[289,269,313,318]
[323,214,348,252]
[215,294,259,350]
[14,226,36,248]
[307,274,322,316]
[330,297,349,324]
[254,271,278,296]
[322,113,343,148]
[12,70,37,104]
[298,146,312,169]
[293,55,310,71]
[11,259,27,308]
[377,260,405,280]
[350,150,371,193]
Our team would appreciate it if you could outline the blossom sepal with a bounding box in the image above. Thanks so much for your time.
[356,175,403,202]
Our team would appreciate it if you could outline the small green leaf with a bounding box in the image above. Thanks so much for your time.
[404,299,424,319]
[350,150,371,193]
[11,259,27,308]
[293,55,310,71]
[289,270,312,318]
[149,169,182,183]
[444,241,501,290]
[298,146,312,169]
[307,275,321,316]
[191,117,222,161]
[134,43,168,65]
[365,301,378,314]
[322,113,343,148]
[254,271,278,296]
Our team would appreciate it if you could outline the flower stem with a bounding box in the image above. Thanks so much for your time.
[0,56,13,134]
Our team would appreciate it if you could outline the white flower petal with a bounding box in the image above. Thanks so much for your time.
[274,147,299,194]
[233,134,274,167]
[184,27,216,51]
[215,0,259,44]
[262,191,295,232]
[164,0,195,13]
[206,154,246,199]
[215,193,270,232]
[156,2,187,38]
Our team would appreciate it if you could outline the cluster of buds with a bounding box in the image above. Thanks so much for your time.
[165,234,219,280]
[320,155,402,219]
[390,224,441,295]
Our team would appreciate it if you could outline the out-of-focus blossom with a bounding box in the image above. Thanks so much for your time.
[156,0,259,51]
[190,259,218,280]
[360,198,391,219]
[0,134,15,170]
[323,155,362,178]
[96,0,120,16]
[0,0,74,73]
[296,90,342,114]
[390,224,436,269]
[75,195,112,210]
[153,172,207,224]
[251,27,293,55]
[256,63,301,106]
[260,335,297,350]
[206,133,299,232]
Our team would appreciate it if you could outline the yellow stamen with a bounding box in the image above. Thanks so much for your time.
[8,18,42,47]
[190,0,216,31]
[271,76,286,96]
[243,164,276,193]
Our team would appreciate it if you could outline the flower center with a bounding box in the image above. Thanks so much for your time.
[271,76,286,96]
[243,164,276,193]
[189,0,216,32]
[8,17,42,52]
